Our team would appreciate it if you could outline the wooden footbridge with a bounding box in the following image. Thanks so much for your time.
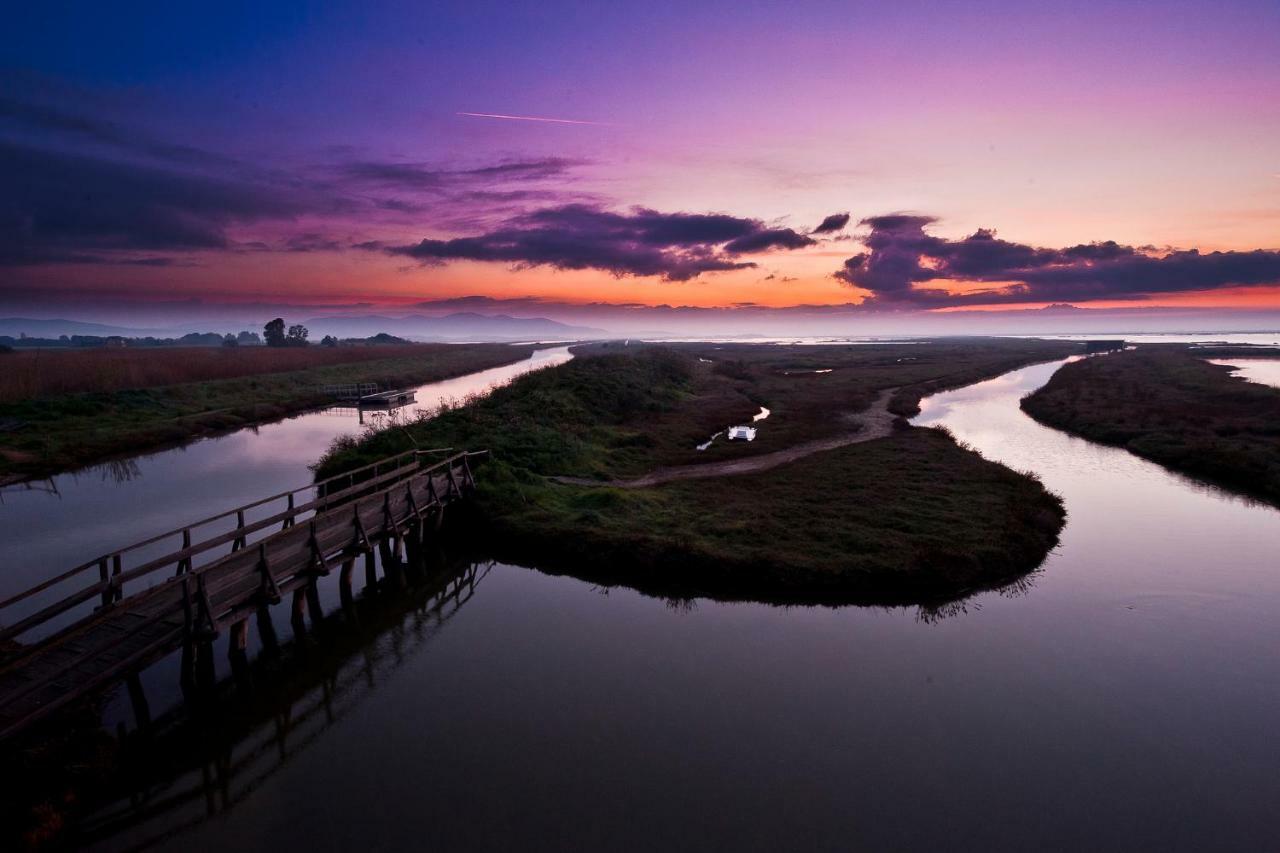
[0,449,486,740]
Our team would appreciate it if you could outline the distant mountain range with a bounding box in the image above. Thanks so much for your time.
[301,312,607,342]
[0,318,174,338]
[0,312,607,343]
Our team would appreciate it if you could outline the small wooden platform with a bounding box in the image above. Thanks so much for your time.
[0,450,484,740]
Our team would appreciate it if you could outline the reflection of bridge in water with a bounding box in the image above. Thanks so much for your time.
[75,556,490,851]
[0,449,485,739]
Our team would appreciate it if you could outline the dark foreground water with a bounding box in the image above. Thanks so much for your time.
[7,356,1280,851]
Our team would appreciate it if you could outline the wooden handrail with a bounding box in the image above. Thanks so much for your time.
[0,451,485,643]
[0,448,421,612]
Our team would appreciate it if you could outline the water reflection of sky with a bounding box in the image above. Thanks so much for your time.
[1206,358,1280,390]
[0,347,571,600]
[17,352,1280,851]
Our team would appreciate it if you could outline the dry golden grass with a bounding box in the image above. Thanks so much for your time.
[0,345,464,402]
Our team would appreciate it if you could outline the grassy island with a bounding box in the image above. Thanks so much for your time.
[317,340,1077,603]
[1021,347,1280,505]
[0,343,535,483]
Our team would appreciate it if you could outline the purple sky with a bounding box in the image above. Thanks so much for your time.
[3,0,1279,325]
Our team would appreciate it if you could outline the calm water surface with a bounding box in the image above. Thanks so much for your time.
[9,355,1280,851]
[0,346,571,601]
[1208,358,1280,389]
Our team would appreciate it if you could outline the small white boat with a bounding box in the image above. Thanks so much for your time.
[726,425,757,441]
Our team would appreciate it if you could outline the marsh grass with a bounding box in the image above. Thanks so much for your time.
[318,343,1072,602]
[0,344,535,480]
[0,344,495,402]
[1021,347,1280,505]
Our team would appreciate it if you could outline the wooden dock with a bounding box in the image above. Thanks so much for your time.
[322,383,416,407]
[0,449,485,740]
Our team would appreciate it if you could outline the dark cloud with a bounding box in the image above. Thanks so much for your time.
[812,212,850,234]
[283,233,344,253]
[331,157,582,190]
[0,95,235,168]
[836,214,1280,308]
[386,204,814,281]
[724,228,815,253]
[0,142,318,266]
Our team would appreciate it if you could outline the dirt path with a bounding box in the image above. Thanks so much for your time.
[560,388,900,489]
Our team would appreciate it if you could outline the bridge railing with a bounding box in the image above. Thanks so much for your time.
[0,449,486,645]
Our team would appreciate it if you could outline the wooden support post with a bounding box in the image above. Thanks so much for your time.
[176,528,192,576]
[256,604,279,657]
[291,587,308,637]
[364,549,378,591]
[446,463,460,499]
[257,543,282,605]
[282,493,296,530]
[98,557,111,608]
[352,504,372,552]
[379,539,404,589]
[229,619,249,651]
[111,553,123,602]
[232,509,247,552]
[404,522,423,573]
[308,520,330,576]
[195,573,217,639]
[339,559,357,611]
[306,580,323,631]
[228,619,251,689]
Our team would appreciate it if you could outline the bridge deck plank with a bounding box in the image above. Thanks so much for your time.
[0,462,471,739]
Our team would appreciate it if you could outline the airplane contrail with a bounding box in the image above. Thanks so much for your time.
[457,111,612,126]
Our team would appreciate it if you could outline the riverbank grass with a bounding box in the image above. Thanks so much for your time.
[0,344,535,483]
[1021,347,1280,505]
[318,344,1071,602]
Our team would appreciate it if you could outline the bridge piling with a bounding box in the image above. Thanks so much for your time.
[339,559,357,612]
[228,619,251,689]
[290,588,308,637]
[256,605,279,658]
[0,449,488,740]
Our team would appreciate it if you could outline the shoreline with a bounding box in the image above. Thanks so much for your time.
[317,342,1075,603]
[0,344,538,485]
[1021,347,1280,507]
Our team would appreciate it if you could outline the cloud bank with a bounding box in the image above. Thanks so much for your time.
[383,204,816,280]
[812,212,850,234]
[836,214,1280,308]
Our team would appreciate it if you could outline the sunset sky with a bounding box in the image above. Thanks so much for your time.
[3,0,1279,324]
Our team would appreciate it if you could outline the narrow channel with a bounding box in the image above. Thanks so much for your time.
[13,354,1280,851]
[0,346,572,600]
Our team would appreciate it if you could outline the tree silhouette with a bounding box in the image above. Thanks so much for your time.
[264,318,286,347]
[286,324,309,346]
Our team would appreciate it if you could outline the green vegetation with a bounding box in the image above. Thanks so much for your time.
[318,341,1076,602]
[0,344,535,483]
[1022,347,1280,505]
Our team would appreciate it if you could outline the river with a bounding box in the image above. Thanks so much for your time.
[0,346,571,602]
[9,354,1280,851]
[1208,357,1280,390]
